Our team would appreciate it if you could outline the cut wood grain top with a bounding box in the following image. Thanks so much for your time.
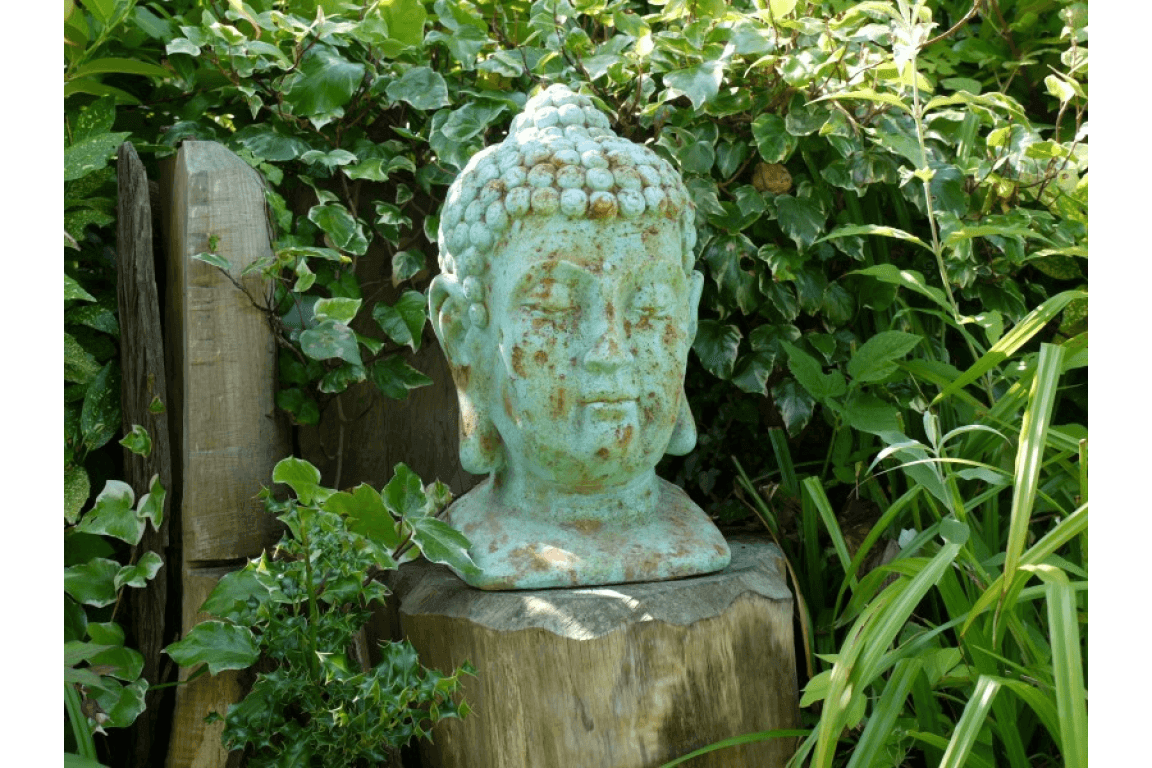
[393,536,791,638]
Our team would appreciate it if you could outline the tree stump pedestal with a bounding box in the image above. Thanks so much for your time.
[388,535,799,768]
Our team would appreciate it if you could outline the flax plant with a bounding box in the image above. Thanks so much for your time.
[662,2,1087,765]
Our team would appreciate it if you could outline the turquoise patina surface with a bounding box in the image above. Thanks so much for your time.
[429,84,730,589]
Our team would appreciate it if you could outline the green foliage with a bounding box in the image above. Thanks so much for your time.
[62,0,1088,765]
[66,428,166,765]
[164,458,475,766]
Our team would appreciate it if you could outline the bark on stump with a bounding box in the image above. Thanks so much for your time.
[160,141,289,768]
[389,536,799,768]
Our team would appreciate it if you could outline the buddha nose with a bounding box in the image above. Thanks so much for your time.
[583,305,632,372]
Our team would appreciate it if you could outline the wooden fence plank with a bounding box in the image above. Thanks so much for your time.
[161,141,290,768]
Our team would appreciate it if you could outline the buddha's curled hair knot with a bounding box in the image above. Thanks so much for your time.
[437,83,697,293]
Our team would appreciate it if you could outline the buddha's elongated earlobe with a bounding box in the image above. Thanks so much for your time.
[665,389,697,456]
[430,274,505,474]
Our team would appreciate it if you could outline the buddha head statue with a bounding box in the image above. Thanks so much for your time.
[429,84,730,589]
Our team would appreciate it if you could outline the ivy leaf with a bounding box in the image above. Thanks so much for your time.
[663,60,724,110]
[192,251,232,271]
[137,474,165,530]
[385,66,450,110]
[94,678,149,729]
[378,0,428,50]
[752,114,798,163]
[440,102,508,143]
[283,44,365,118]
[301,320,363,365]
[776,195,826,251]
[372,291,427,351]
[313,297,362,326]
[409,516,480,578]
[115,551,163,590]
[81,362,121,452]
[371,355,432,399]
[201,567,272,626]
[118,425,152,457]
[692,320,742,380]
[318,363,367,395]
[231,125,311,162]
[392,250,426,284]
[325,484,401,550]
[848,331,922,382]
[383,463,428,520]
[771,378,815,436]
[75,480,141,545]
[731,351,776,396]
[164,621,260,675]
[272,457,323,506]
[308,204,369,256]
[64,558,121,607]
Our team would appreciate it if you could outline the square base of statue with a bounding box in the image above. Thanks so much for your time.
[386,536,799,768]
[444,476,731,590]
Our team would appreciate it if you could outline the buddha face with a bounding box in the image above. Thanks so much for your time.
[479,215,703,490]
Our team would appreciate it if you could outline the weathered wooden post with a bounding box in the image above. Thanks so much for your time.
[160,141,290,768]
[116,142,175,767]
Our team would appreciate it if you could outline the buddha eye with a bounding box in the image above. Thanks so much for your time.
[627,283,676,320]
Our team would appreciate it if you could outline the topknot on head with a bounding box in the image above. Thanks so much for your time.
[438,84,697,289]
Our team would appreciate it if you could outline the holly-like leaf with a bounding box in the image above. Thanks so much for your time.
[164,621,260,676]
[64,132,131,182]
[372,291,426,351]
[65,333,101,384]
